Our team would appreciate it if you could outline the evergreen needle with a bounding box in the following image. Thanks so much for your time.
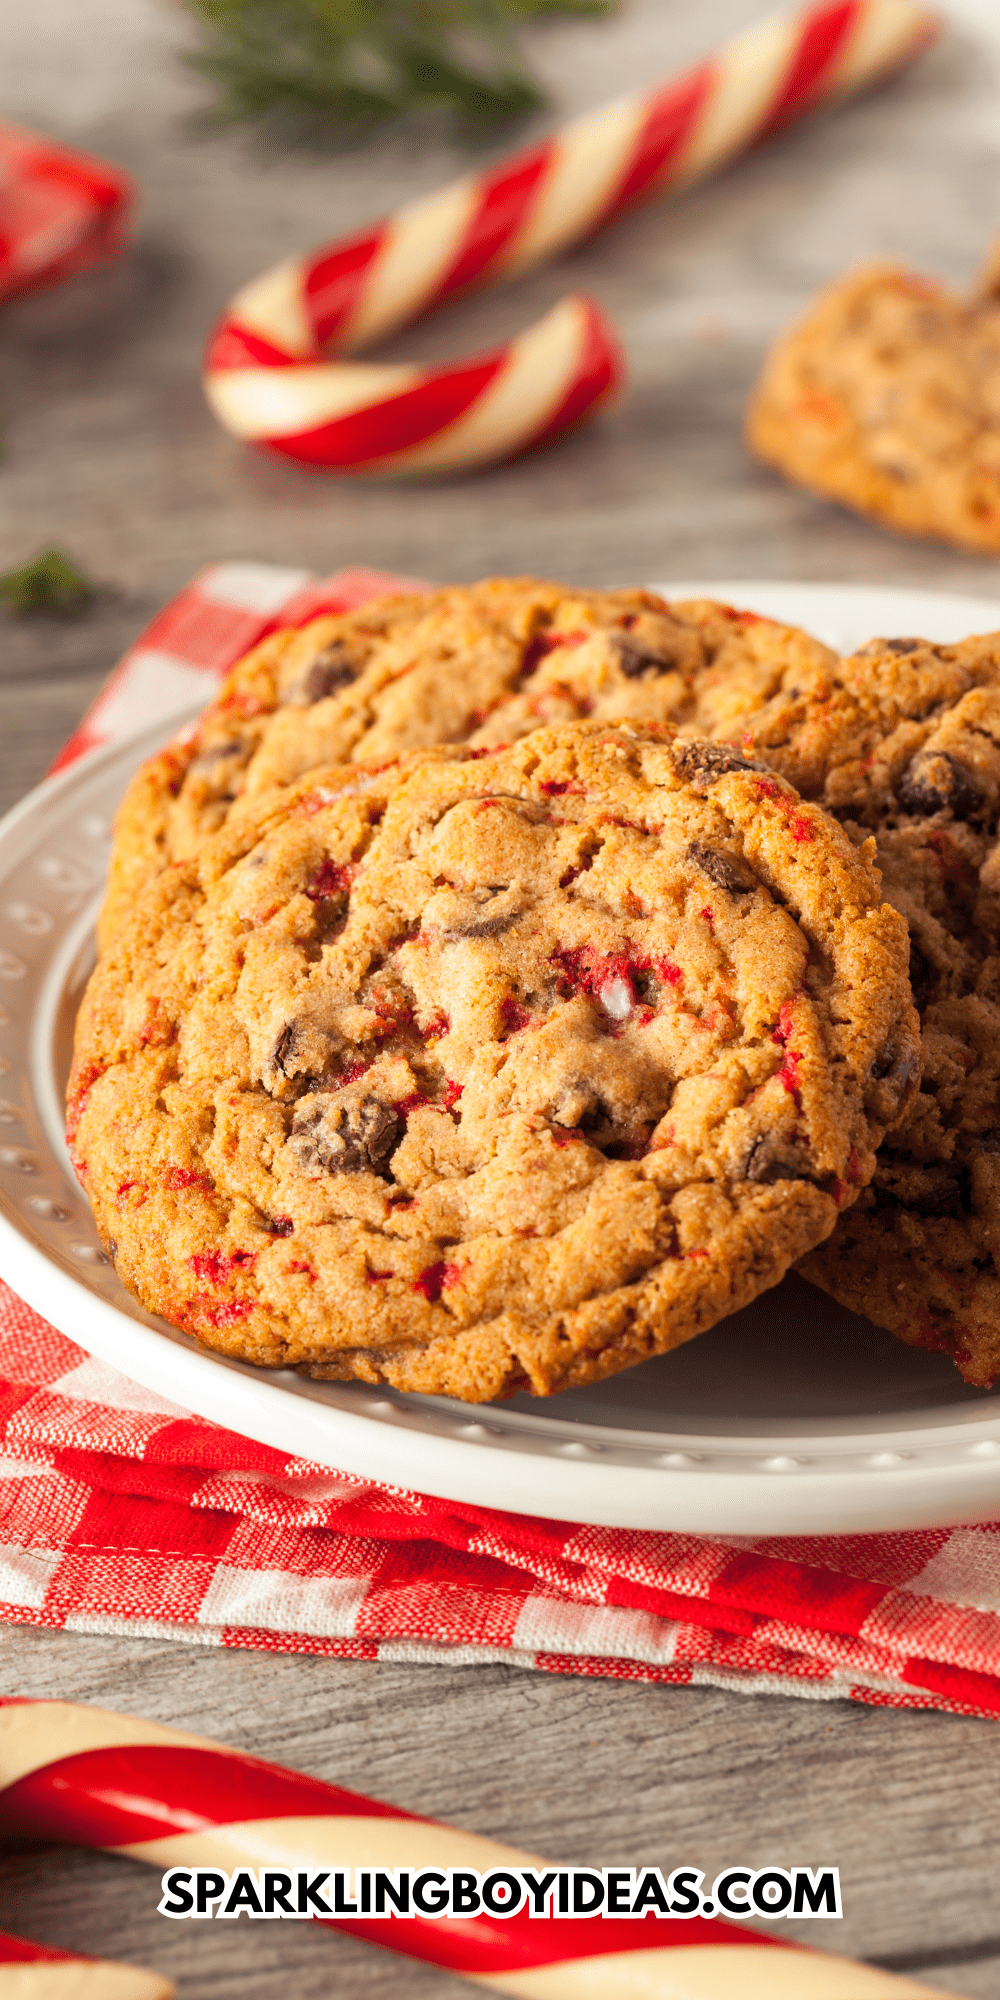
[0,547,96,617]
[183,0,613,139]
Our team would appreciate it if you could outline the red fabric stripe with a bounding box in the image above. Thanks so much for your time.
[66,1486,236,1559]
[305,226,388,347]
[433,146,553,303]
[709,1552,886,1637]
[204,317,301,372]
[513,297,624,458]
[127,594,273,671]
[599,63,715,220]
[759,2,859,137]
[260,356,503,468]
[902,1655,1000,1716]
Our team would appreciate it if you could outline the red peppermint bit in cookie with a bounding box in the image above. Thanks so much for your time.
[499,995,532,1037]
[771,1004,804,1105]
[116,1179,148,1205]
[550,1127,585,1147]
[442,1080,464,1110]
[164,1165,215,1194]
[286,1259,317,1285]
[218,688,269,719]
[754,778,813,843]
[294,789,338,819]
[539,778,585,797]
[201,1297,257,1328]
[687,1246,710,1261]
[269,1216,294,1237]
[551,943,634,1004]
[774,1047,803,1105]
[306,857,353,900]
[365,1267,393,1284]
[701,907,715,932]
[66,1059,109,1144]
[655,957,683,988]
[411,1260,463,1303]
[420,1012,450,1042]
[372,992,415,1036]
[189,1248,258,1285]
[337,1059,372,1089]
[520,628,589,678]
[136,996,177,1050]
[394,1092,430,1124]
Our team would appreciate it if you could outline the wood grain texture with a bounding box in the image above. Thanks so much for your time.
[2,1,1000,1992]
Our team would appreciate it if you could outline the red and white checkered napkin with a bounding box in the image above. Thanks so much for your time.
[0,122,133,305]
[4,559,1000,1716]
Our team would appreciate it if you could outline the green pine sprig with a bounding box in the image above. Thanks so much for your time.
[183,0,614,140]
[0,547,95,618]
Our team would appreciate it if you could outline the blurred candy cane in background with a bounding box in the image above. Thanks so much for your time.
[203,0,938,476]
[0,1928,172,1998]
[0,1700,964,1997]
[0,124,134,304]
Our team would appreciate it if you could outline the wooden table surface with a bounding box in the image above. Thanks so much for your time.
[3,1,1000,1992]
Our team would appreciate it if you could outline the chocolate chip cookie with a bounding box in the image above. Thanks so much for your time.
[70,720,917,1403]
[779,634,1000,1386]
[99,576,836,949]
[746,257,1000,554]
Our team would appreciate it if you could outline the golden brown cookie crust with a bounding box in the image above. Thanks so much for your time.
[791,637,1000,1387]
[746,262,1000,555]
[71,720,917,1403]
[98,576,836,950]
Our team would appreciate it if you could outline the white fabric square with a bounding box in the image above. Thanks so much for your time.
[200,562,311,613]
[52,1355,186,1417]
[512,1594,682,1664]
[902,1529,1000,1612]
[0,1542,62,1607]
[197,1565,369,1636]
[89,650,220,741]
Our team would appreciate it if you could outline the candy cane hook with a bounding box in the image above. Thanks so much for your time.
[0,1701,962,1996]
[203,0,938,475]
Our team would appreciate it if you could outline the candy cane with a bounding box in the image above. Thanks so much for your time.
[0,123,134,305]
[0,1928,172,1999]
[203,0,937,475]
[0,1702,961,1997]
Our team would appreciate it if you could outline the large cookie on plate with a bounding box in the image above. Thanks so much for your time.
[746,260,1000,554]
[781,634,1000,1387]
[69,720,917,1403]
[98,575,836,949]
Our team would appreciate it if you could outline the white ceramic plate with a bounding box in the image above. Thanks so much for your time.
[3,581,1000,1534]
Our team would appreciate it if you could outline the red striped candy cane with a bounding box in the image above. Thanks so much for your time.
[203,0,937,475]
[0,1701,961,1996]
[0,124,134,305]
[0,1928,172,1998]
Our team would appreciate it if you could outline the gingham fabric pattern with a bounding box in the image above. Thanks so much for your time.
[3,1279,1000,1717]
[3,558,999,1716]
